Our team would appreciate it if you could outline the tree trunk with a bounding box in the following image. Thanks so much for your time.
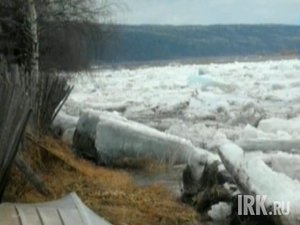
[26,0,40,132]
[27,0,39,79]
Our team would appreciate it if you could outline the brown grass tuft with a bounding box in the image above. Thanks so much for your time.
[5,136,199,225]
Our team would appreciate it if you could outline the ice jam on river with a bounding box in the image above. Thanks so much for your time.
[53,59,300,224]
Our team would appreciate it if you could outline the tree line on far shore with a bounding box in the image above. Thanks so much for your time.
[40,24,300,70]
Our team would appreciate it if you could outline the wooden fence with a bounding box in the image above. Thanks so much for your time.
[0,57,31,201]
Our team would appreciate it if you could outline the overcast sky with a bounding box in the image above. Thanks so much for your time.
[115,0,300,25]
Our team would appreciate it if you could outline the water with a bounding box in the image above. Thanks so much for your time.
[129,164,185,197]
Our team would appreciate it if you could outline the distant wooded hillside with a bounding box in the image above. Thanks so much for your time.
[97,24,300,63]
[39,24,300,70]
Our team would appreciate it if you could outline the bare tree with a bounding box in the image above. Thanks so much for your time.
[0,0,121,73]
[0,0,122,133]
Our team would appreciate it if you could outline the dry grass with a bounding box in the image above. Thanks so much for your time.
[5,136,198,225]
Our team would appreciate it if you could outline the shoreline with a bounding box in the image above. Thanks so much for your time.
[93,53,299,70]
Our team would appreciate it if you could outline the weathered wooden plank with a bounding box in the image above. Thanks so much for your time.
[58,208,87,225]
[0,205,20,225]
[0,193,113,225]
[37,208,63,225]
[16,206,41,225]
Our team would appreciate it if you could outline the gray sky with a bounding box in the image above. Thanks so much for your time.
[115,0,300,25]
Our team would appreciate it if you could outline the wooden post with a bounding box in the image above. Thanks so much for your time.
[15,154,51,197]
